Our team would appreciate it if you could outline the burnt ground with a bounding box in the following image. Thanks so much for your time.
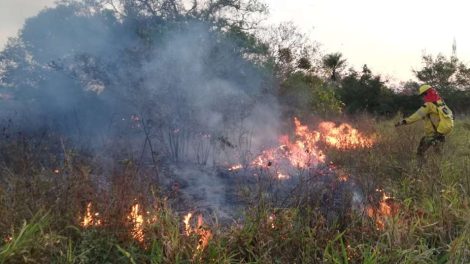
[164,162,366,226]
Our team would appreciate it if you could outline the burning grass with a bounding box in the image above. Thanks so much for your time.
[228,117,376,191]
[0,117,469,263]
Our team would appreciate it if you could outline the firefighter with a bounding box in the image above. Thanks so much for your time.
[395,84,454,164]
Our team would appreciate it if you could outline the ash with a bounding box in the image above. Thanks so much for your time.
[164,162,365,226]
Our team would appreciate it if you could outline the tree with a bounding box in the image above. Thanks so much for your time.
[414,54,457,91]
[260,22,319,80]
[90,0,268,30]
[279,72,343,118]
[0,0,279,160]
[414,53,470,91]
[414,53,470,113]
[322,52,346,81]
[338,65,391,115]
[297,57,312,71]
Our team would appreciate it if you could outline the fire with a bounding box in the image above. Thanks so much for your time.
[245,118,374,175]
[196,215,212,251]
[366,190,399,230]
[226,118,374,183]
[146,211,158,225]
[338,174,349,182]
[277,171,289,180]
[317,121,374,149]
[250,124,324,171]
[81,202,101,227]
[228,164,243,171]
[128,204,145,243]
[78,201,161,243]
[4,235,13,243]
[183,212,193,236]
[183,213,212,251]
[379,193,392,216]
[268,214,276,229]
[251,148,276,168]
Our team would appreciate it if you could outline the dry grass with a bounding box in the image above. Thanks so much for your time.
[0,117,469,263]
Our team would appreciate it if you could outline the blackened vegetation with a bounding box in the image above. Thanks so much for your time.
[217,164,364,226]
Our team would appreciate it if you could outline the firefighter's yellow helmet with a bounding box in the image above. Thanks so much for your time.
[418,84,432,95]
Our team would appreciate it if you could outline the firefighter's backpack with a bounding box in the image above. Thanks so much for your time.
[434,102,454,135]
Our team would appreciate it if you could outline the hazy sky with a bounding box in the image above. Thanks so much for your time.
[1,0,469,82]
[268,0,470,82]
[0,0,56,45]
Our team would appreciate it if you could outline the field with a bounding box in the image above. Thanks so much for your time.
[0,117,469,264]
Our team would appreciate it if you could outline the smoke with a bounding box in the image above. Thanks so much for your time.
[140,23,281,160]
[1,3,280,151]
[0,3,282,219]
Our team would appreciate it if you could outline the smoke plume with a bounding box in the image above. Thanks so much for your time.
[0,3,281,220]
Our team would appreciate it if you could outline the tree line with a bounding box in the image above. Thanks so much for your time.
[1,0,469,125]
[279,49,470,119]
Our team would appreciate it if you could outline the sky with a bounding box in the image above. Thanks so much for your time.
[267,0,470,82]
[0,0,56,45]
[1,0,469,82]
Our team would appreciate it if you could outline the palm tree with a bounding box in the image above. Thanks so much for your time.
[323,52,346,81]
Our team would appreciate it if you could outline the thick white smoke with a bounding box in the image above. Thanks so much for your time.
[0,3,282,220]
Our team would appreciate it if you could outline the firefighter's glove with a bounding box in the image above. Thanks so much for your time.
[394,119,406,127]
[435,133,445,142]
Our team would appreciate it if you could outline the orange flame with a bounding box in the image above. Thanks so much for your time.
[318,121,374,149]
[183,213,212,251]
[367,191,399,230]
[4,235,13,243]
[183,212,193,236]
[250,118,373,172]
[228,164,243,171]
[251,148,276,168]
[379,193,393,216]
[228,118,374,183]
[128,204,144,243]
[250,120,325,170]
[338,174,349,182]
[81,202,101,227]
[196,214,212,251]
